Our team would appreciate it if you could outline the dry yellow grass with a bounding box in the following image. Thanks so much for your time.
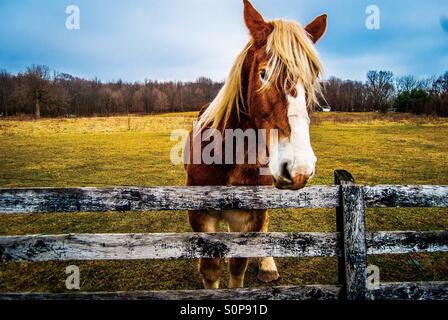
[0,112,447,292]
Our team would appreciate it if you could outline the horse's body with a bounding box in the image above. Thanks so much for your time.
[185,0,327,289]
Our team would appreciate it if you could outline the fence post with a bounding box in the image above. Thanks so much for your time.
[334,170,368,300]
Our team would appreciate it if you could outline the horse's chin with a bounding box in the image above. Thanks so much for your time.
[273,179,308,190]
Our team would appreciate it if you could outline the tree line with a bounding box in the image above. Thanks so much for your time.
[0,65,222,118]
[0,65,447,118]
[323,70,448,116]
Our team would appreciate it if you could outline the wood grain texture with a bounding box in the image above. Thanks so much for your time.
[363,185,448,208]
[1,231,446,262]
[0,285,343,301]
[0,186,340,214]
[0,185,446,214]
[334,170,355,291]
[0,232,341,262]
[367,282,448,300]
[1,282,445,300]
[367,231,448,255]
[340,184,368,300]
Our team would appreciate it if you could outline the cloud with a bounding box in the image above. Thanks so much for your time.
[0,0,446,82]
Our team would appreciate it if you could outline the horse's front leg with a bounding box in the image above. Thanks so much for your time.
[223,209,279,288]
[222,210,251,288]
[188,210,222,289]
[257,210,280,283]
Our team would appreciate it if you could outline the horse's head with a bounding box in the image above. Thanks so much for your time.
[243,0,327,190]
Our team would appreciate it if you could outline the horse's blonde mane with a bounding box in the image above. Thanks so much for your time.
[196,19,324,130]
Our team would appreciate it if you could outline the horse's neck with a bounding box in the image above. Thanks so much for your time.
[225,110,273,186]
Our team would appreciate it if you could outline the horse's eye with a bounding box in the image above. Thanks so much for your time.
[260,68,268,83]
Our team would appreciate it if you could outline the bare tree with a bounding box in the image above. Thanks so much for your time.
[132,85,153,113]
[396,75,419,93]
[322,77,368,112]
[23,65,51,118]
[417,75,436,92]
[432,71,448,95]
[0,70,12,117]
[366,70,394,112]
[152,87,169,112]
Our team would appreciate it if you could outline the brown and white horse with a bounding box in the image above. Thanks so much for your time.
[185,0,327,289]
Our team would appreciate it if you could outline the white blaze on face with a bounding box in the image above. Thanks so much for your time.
[269,83,317,183]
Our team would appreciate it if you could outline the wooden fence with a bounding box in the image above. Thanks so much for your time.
[0,170,447,300]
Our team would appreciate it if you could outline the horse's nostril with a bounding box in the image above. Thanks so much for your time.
[280,162,292,181]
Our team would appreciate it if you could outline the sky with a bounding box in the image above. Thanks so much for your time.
[0,0,447,82]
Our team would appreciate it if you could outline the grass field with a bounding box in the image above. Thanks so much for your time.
[0,112,447,292]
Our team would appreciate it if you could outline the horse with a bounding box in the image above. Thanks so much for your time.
[185,0,327,289]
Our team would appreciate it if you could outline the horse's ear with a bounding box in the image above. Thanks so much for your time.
[305,14,327,43]
[243,0,273,46]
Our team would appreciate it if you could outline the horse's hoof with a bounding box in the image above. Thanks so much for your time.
[257,270,280,283]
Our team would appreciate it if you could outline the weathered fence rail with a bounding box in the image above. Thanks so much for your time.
[0,170,447,300]
[1,185,448,213]
[1,282,448,301]
[1,231,446,262]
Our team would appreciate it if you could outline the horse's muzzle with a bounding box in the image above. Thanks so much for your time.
[273,173,310,190]
[271,159,314,190]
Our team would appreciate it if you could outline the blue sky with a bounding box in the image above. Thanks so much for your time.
[0,0,447,82]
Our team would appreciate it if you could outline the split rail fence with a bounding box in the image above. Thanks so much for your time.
[0,170,447,300]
